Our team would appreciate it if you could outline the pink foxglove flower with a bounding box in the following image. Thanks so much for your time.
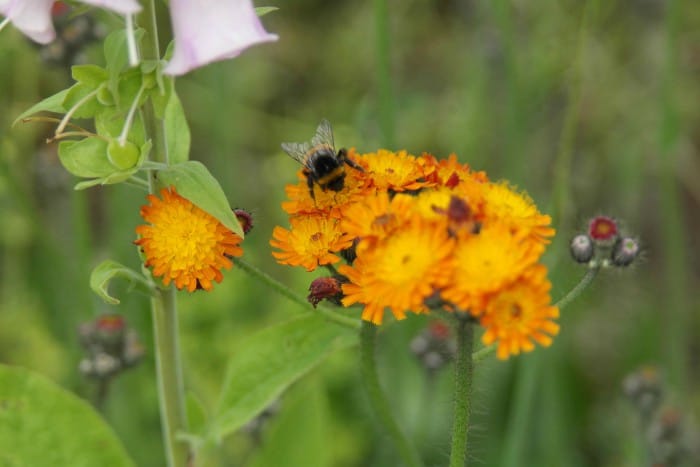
[164,0,278,76]
[0,0,141,44]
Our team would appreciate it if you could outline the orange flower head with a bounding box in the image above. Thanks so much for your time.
[482,182,555,244]
[440,222,545,313]
[281,150,370,219]
[270,215,354,271]
[340,220,454,324]
[135,187,243,292]
[480,265,559,359]
[359,149,434,192]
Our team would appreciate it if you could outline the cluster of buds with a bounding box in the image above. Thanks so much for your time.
[409,321,456,372]
[570,216,640,268]
[623,367,699,466]
[78,314,144,380]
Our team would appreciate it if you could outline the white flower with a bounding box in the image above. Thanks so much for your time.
[164,0,278,76]
[0,0,141,45]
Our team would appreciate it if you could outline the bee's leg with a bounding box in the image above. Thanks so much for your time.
[306,174,316,201]
[339,148,364,172]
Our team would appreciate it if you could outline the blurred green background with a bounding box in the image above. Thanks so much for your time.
[0,0,698,466]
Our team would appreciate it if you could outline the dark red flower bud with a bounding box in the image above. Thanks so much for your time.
[307,277,342,307]
[234,208,254,235]
[588,216,619,245]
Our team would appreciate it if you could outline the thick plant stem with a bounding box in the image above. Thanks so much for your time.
[360,321,423,467]
[449,317,475,467]
[151,289,189,467]
[140,2,188,465]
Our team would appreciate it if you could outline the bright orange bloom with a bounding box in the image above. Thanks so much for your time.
[358,149,434,192]
[340,220,454,324]
[281,154,370,219]
[135,187,242,292]
[480,265,560,359]
[482,182,555,244]
[270,215,354,271]
[440,222,545,313]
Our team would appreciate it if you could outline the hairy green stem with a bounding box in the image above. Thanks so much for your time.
[360,322,423,467]
[140,2,189,466]
[449,318,475,467]
[151,289,189,467]
[233,258,360,330]
[554,267,599,310]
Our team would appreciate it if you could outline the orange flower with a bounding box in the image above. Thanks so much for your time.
[358,149,434,192]
[482,182,555,244]
[480,265,559,359]
[340,220,454,324]
[270,215,354,271]
[440,222,545,313]
[281,149,370,218]
[135,187,242,292]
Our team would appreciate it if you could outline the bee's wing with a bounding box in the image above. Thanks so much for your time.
[281,141,311,165]
[311,119,335,149]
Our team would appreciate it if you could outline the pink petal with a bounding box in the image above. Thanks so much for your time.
[1,0,55,44]
[164,0,278,76]
[78,0,141,15]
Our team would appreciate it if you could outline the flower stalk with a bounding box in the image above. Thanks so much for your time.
[360,321,423,467]
[449,316,475,467]
[140,2,189,466]
[150,289,189,467]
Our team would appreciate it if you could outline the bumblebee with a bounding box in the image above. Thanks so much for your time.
[281,119,363,200]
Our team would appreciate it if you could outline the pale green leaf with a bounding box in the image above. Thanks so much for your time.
[71,64,108,89]
[209,315,356,441]
[164,89,190,164]
[256,6,279,16]
[157,161,243,237]
[12,89,69,126]
[90,259,155,305]
[0,364,136,467]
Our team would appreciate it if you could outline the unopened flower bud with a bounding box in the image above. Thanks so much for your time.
[307,277,343,307]
[233,208,254,235]
[588,216,619,246]
[612,236,640,267]
[570,234,594,263]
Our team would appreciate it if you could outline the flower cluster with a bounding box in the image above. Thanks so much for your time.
[570,215,640,268]
[135,187,243,292]
[271,149,558,359]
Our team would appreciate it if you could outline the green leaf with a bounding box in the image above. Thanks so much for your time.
[209,315,356,441]
[63,83,101,119]
[95,106,146,146]
[104,28,145,105]
[12,89,69,126]
[71,64,108,89]
[74,178,105,190]
[58,138,113,178]
[90,260,155,305]
[248,381,330,467]
[164,89,191,164]
[256,6,279,16]
[157,161,243,237]
[0,364,136,467]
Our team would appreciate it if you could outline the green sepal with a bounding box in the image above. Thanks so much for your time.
[90,259,156,305]
[207,315,356,442]
[58,138,113,178]
[156,161,243,237]
[12,89,69,126]
[0,364,136,467]
[256,6,279,16]
[62,82,101,119]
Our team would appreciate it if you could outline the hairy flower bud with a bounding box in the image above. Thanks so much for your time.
[612,236,640,267]
[570,234,594,264]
